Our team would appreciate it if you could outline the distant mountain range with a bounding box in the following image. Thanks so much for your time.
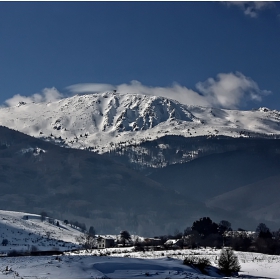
[0,92,279,156]
[0,92,280,233]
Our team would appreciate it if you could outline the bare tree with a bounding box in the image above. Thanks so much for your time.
[76,233,95,249]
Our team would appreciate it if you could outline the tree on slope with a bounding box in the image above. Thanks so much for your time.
[218,248,241,276]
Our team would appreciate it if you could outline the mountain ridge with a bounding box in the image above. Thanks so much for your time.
[0,92,279,158]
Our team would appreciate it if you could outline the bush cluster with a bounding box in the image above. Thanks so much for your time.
[183,256,211,271]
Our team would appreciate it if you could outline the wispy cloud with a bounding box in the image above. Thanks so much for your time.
[118,81,210,107]
[4,87,63,107]
[225,1,275,18]
[4,72,270,110]
[67,83,115,94]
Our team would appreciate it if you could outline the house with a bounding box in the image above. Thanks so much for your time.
[164,239,182,249]
[143,238,162,246]
[96,236,115,249]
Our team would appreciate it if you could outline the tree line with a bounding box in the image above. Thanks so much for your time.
[38,211,280,255]
[155,217,280,255]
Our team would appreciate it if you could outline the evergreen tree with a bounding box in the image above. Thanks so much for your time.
[218,248,241,276]
[256,223,272,239]
[218,220,232,234]
[120,230,131,247]
[192,217,218,237]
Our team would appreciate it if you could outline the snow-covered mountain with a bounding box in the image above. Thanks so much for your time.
[1,93,280,232]
[0,92,279,156]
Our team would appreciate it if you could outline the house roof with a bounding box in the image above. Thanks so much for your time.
[164,239,180,245]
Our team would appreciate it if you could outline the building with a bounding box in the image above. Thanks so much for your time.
[164,239,182,249]
[96,236,115,249]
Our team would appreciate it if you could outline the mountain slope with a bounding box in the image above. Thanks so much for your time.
[206,174,280,223]
[0,92,279,158]
[0,210,81,253]
[148,139,280,199]
[0,125,227,235]
[148,139,280,229]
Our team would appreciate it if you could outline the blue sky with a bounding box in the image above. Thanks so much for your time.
[1,1,280,110]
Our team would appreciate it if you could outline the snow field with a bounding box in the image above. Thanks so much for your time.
[1,248,280,278]
[1,211,280,278]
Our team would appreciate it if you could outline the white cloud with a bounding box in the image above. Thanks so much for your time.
[4,72,270,110]
[67,80,209,107]
[67,72,270,109]
[225,1,275,18]
[4,87,63,107]
[196,72,270,109]
[116,80,210,107]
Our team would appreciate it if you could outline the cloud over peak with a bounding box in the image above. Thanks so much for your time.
[5,87,63,107]
[68,72,270,109]
[4,72,270,110]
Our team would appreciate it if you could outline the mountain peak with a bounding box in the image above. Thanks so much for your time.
[0,92,280,154]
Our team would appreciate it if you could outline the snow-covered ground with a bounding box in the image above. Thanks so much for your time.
[0,255,216,279]
[1,248,280,279]
[1,210,280,278]
[0,210,82,253]
[64,247,280,279]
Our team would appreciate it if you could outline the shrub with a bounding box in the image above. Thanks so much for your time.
[183,256,211,272]
[218,248,241,276]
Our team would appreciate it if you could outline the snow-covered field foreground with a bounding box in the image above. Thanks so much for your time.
[1,248,280,279]
[1,210,280,278]
[0,255,215,279]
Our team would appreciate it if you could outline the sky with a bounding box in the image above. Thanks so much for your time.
[1,1,280,110]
